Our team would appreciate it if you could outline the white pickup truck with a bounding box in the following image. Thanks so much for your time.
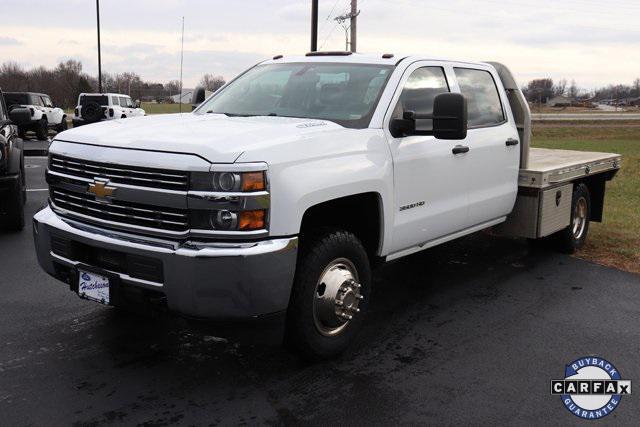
[34,53,621,359]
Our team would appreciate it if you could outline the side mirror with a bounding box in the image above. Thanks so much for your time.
[134,99,141,108]
[390,93,468,140]
[8,107,31,126]
[191,86,206,110]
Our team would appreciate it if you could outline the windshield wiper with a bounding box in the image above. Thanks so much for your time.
[205,111,255,117]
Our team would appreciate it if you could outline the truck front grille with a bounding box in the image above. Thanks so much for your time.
[49,154,189,191]
[51,187,189,232]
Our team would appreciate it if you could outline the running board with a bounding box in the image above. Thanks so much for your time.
[385,217,506,262]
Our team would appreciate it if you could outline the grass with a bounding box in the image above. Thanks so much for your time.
[141,103,185,114]
[532,122,640,273]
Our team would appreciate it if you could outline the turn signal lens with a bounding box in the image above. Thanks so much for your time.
[239,210,266,230]
[241,172,265,192]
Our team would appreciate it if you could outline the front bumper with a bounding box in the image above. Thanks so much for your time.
[33,205,298,321]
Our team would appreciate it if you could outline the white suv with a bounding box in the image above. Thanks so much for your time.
[72,93,145,127]
[4,92,67,140]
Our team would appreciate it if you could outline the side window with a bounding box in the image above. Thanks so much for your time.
[454,68,505,128]
[120,97,132,107]
[392,67,449,131]
[42,96,53,107]
[111,96,120,106]
[31,95,43,107]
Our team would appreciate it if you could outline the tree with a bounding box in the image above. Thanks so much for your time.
[523,78,555,103]
[634,78,640,97]
[553,78,567,97]
[568,80,580,99]
[199,74,226,92]
[165,80,181,96]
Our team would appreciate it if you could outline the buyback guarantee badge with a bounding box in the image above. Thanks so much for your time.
[551,356,632,420]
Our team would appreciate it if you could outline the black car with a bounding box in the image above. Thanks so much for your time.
[0,90,32,231]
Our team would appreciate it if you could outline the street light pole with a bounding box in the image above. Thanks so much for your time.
[350,0,357,52]
[311,0,318,51]
[96,0,102,93]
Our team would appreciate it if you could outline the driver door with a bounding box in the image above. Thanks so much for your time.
[385,63,470,254]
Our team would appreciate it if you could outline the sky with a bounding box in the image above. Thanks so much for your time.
[1,0,639,90]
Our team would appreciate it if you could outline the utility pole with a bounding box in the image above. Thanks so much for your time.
[179,16,185,113]
[310,0,318,51]
[335,1,360,52]
[96,0,102,93]
[350,0,357,52]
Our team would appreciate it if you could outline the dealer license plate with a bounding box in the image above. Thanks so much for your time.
[78,270,110,305]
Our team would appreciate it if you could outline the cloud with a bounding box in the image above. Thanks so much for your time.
[0,0,639,89]
[0,36,21,46]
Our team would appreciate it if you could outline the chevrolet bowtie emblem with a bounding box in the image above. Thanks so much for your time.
[88,178,116,201]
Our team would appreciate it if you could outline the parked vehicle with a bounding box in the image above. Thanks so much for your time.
[4,92,67,140]
[72,93,145,127]
[0,90,32,230]
[33,54,621,359]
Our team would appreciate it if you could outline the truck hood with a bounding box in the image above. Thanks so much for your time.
[57,113,344,163]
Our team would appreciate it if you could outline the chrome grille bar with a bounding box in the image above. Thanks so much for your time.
[51,188,189,231]
[49,154,189,191]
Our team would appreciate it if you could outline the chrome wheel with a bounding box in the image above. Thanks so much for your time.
[572,197,587,239]
[313,258,364,337]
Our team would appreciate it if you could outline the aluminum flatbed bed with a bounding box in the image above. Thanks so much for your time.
[519,148,622,189]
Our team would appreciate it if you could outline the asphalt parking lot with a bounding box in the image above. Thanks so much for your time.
[1,154,639,425]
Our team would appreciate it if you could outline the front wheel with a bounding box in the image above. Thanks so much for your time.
[35,118,48,140]
[555,183,590,253]
[57,117,68,132]
[1,168,25,231]
[286,228,371,360]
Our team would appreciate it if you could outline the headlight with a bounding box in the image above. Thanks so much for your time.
[191,171,266,192]
[191,209,267,231]
[189,167,268,234]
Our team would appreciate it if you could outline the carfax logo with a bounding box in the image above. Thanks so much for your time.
[551,356,632,420]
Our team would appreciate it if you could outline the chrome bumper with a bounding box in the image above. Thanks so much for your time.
[33,205,298,320]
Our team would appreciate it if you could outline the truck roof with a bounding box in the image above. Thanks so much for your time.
[4,91,51,97]
[79,93,132,97]
[262,52,491,68]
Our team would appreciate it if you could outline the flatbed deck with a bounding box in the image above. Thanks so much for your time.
[518,148,621,189]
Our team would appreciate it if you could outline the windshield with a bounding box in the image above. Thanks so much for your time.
[195,62,393,128]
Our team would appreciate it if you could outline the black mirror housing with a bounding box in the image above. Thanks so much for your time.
[192,87,206,110]
[390,93,468,140]
[432,92,467,140]
[8,107,31,126]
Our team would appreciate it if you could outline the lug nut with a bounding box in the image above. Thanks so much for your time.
[335,300,343,306]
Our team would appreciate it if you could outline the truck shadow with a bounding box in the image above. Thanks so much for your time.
[95,232,557,368]
[59,232,566,424]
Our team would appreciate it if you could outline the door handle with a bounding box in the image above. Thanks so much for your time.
[506,138,519,146]
[452,145,469,155]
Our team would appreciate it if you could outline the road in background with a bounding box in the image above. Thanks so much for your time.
[533,113,640,121]
[0,156,639,424]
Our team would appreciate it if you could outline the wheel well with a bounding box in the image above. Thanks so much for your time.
[575,172,612,223]
[300,192,383,259]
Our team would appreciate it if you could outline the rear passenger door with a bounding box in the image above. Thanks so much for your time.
[452,67,520,226]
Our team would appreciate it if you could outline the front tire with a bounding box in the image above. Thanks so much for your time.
[57,117,68,132]
[35,118,48,140]
[286,228,371,360]
[555,183,590,253]
[2,168,25,231]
